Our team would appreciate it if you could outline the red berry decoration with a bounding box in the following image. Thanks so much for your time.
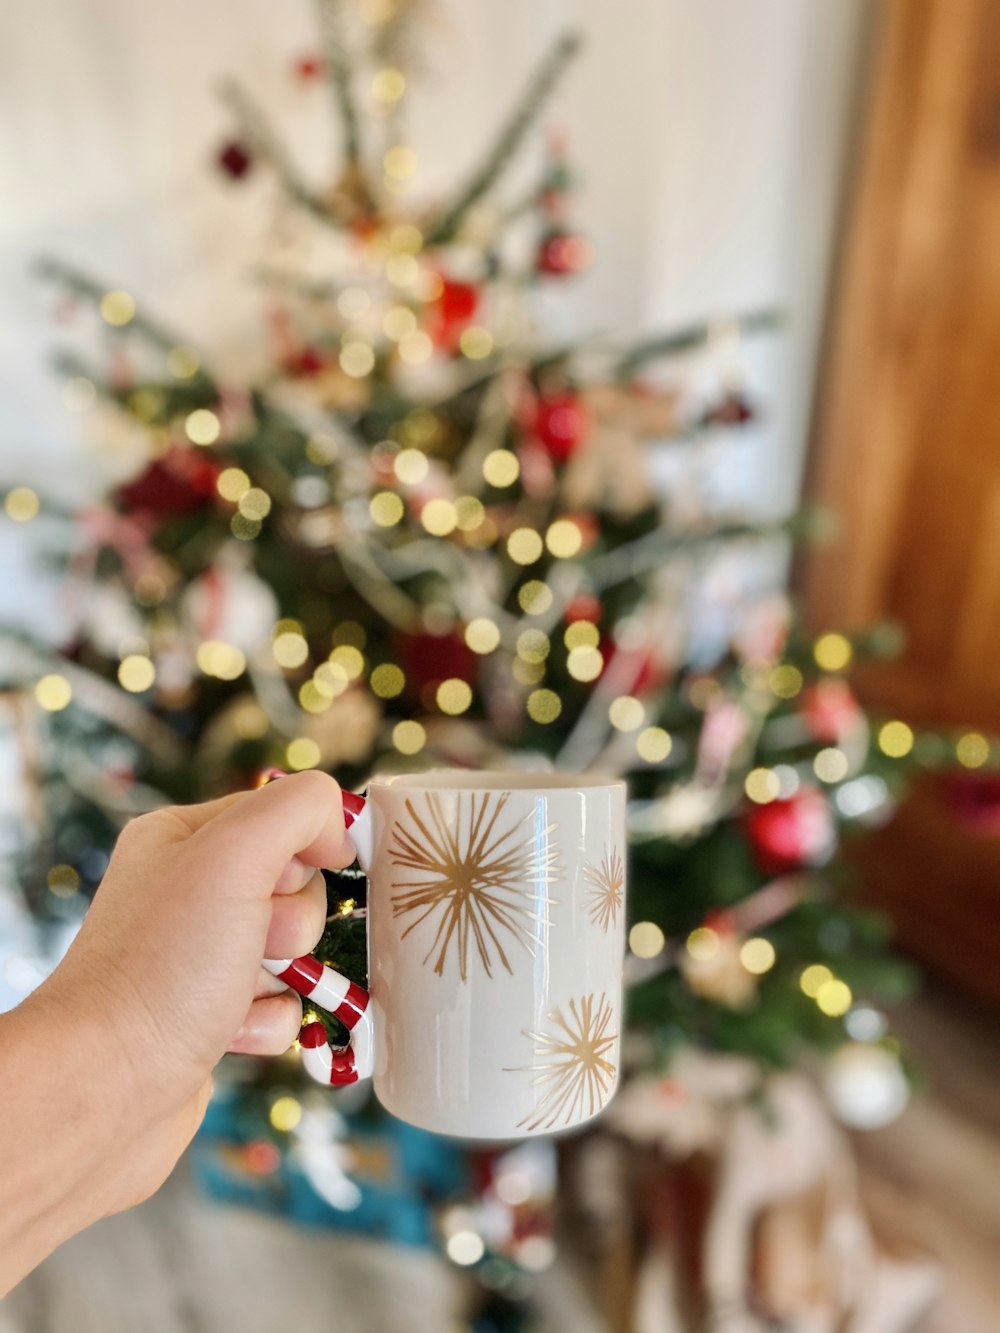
[294,54,325,81]
[426,276,479,350]
[537,230,591,276]
[117,447,220,516]
[745,787,835,875]
[283,345,328,377]
[217,140,253,181]
[703,389,755,427]
[533,390,589,463]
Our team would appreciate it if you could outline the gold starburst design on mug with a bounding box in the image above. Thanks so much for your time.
[583,845,624,931]
[388,791,561,981]
[506,992,618,1132]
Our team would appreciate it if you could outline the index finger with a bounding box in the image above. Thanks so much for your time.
[189,770,356,891]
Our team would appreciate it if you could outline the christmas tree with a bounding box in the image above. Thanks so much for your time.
[2,0,939,1192]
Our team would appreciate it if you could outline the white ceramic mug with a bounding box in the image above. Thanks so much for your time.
[264,771,626,1140]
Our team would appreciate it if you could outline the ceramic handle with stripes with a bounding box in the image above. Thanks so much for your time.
[262,788,376,1087]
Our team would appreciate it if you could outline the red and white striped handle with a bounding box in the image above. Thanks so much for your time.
[261,778,374,1087]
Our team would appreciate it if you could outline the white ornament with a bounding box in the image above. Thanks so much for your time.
[823,1042,910,1130]
[181,544,278,654]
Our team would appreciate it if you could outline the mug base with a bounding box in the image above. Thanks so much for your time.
[372,1087,619,1143]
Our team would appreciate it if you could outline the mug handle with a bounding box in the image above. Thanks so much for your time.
[261,778,374,1087]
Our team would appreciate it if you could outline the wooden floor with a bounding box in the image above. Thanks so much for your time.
[853,987,1000,1333]
[3,987,997,1333]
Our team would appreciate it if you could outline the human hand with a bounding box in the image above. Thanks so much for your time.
[0,771,355,1289]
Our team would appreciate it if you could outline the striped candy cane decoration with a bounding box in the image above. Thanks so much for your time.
[261,776,375,1087]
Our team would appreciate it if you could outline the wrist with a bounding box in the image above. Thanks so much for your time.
[0,984,136,1292]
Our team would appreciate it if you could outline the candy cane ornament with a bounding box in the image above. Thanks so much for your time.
[261,779,376,1087]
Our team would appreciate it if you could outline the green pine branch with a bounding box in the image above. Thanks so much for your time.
[36,256,195,356]
[616,308,784,379]
[314,0,366,172]
[424,30,582,246]
[219,80,338,226]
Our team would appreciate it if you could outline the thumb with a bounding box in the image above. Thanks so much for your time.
[187,770,356,896]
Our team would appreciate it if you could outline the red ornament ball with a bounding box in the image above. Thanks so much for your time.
[426,277,479,350]
[217,140,253,181]
[117,448,220,516]
[745,786,835,875]
[537,230,592,276]
[396,629,476,695]
[533,391,589,463]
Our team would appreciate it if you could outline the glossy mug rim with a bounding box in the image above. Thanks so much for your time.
[368,768,626,793]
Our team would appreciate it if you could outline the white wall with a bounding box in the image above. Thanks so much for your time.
[0,0,867,606]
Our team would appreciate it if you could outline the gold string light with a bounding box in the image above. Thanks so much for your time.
[117,654,156,693]
[372,67,406,102]
[394,448,429,484]
[516,629,550,663]
[197,640,246,680]
[436,678,472,714]
[397,330,433,363]
[799,964,832,998]
[47,864,81,898]
[878,720,914,758]
[185,408,221,446]
[273,631,309,669]
[564,620,599,650]
[459,326,493,360]
[4,487,39,522]
[370,663,405,698]
[636,727,672,762]
[167,345,200,379]
[608,696,644,731]
[465,619,501,654]
[956,732,989,768]
[393,719,426,754]
[744,767,780,803]
[239,488,272,520]
[740,938,776,974]
[769,663,803,699]
[329,644,365,679]
[420,498,457,536]
[545,519,582,559]
[370,491,405,526]
[813,632,852,672]
[216,468,250,502]
[100,289,135,326]
[340,342,376,378]
[518,581,552,614]
[686,927,719,960]
[286,737,321,771]
[526,688,561,722]
[34,674,72,711]
[567,645,603,681]
[629,921,665,959]
[482,450,520,488]
[813,747,849,783]
[230,514,261,541]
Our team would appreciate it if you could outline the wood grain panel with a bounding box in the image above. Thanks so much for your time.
[804,0,1000,998]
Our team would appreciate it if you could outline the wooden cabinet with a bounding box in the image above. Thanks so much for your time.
[804,0,1000,1000]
